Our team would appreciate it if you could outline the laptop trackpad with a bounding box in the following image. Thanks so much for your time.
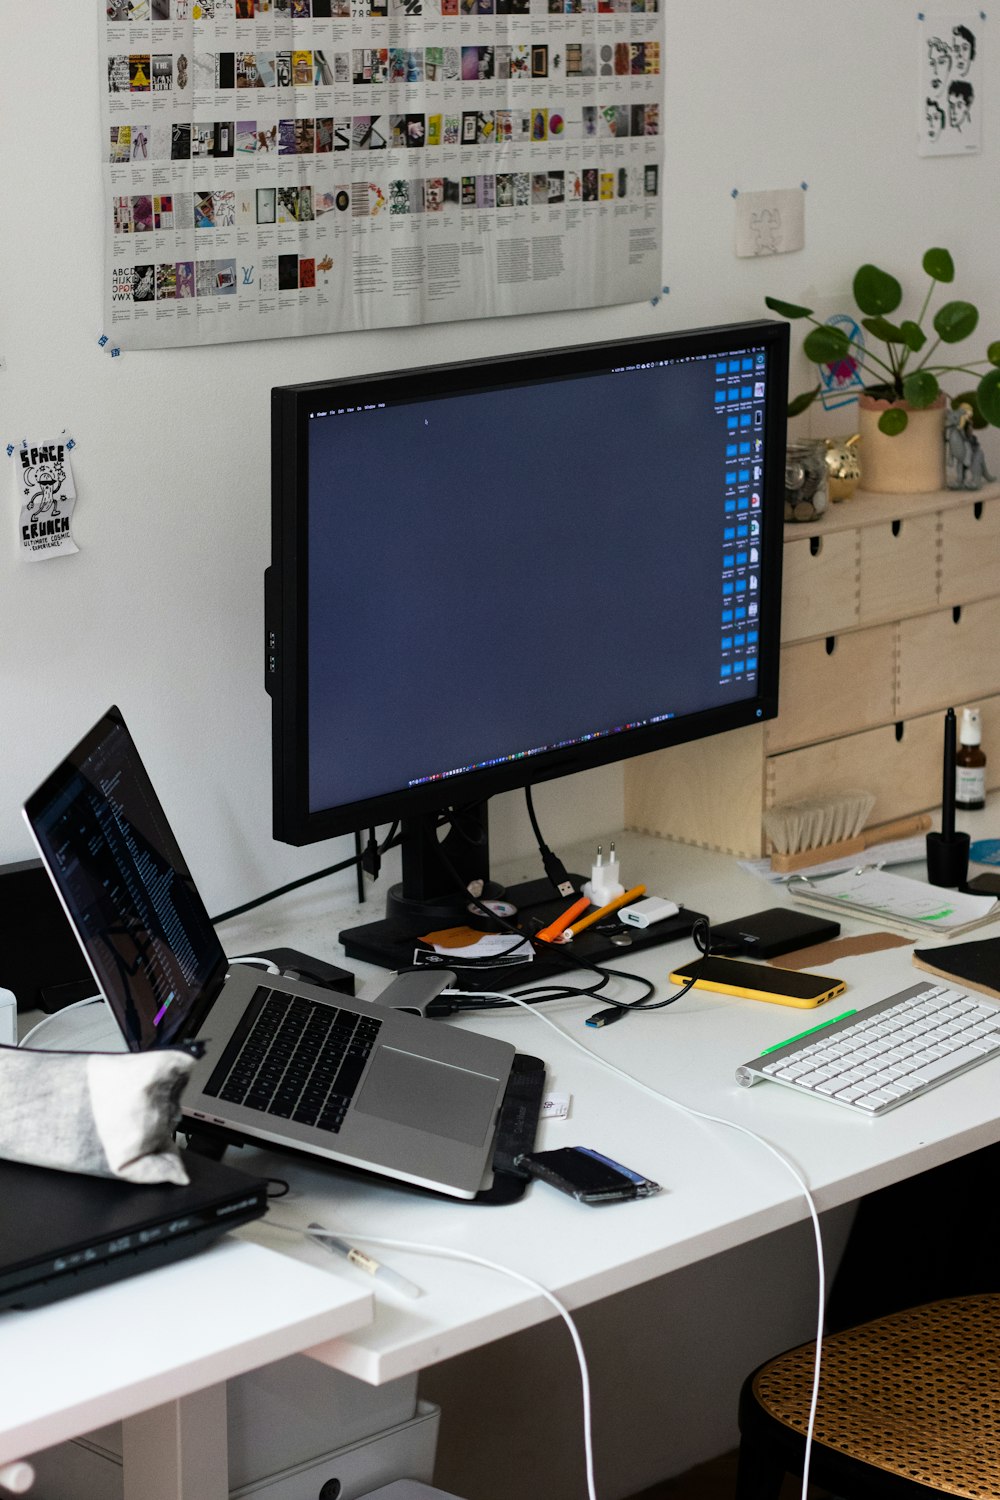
[354,1047,501,1146]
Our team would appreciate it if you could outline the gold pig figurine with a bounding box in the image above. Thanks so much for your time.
[824,434,861,501]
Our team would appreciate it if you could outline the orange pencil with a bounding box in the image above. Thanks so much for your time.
[565,884,646,939]
[535,895,591,944]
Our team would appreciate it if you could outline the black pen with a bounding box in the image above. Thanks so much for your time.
[942,706,957,841]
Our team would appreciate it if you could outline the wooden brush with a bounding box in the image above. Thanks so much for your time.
[764,791,932,873]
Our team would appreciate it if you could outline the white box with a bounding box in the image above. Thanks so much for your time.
[29,1374,438,1500]
[360,1484,467,1500]
[0,987,16,1047]
[234,1401,440,1500]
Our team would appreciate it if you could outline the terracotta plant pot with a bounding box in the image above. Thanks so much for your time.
[857,391,947,494]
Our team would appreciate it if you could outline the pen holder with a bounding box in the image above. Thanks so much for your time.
[926,830,970,889]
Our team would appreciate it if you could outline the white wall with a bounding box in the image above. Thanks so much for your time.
[3,1,998,914]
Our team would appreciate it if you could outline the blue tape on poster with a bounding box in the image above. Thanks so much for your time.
[970,839,1000,865]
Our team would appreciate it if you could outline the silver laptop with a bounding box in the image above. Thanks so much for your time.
[23,706,516,1199]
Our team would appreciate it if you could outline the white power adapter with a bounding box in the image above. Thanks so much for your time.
[582,843,626,908]
[0,988,17,1048]
[618,896,680,928]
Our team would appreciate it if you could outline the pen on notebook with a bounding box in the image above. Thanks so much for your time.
[535,894,591,944]
[565,884,646,938]
[761,1010,856,1055]
[307,1223,423,1299]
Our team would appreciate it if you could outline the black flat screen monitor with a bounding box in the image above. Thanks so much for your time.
[267,320,789,977]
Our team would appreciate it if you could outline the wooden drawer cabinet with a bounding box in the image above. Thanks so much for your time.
[939,494,1000,605]
[625,482,1000,857]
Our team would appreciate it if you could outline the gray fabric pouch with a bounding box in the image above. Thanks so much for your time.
[0,1046,195,1184]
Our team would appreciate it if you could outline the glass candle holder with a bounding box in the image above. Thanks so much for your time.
[784,439,828,522]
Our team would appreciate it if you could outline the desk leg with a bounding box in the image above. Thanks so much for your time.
[121,1384,228,1500]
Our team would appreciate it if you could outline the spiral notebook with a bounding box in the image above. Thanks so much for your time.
[788,867,1000,941]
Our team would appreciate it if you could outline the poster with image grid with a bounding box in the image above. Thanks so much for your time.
[100,0,665,348]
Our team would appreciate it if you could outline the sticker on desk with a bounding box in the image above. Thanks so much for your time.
[14,438,79,561]
[541,1092,571,1120]
[413,926,533,968]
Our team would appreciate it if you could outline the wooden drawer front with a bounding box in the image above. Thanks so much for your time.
[858,513,939,625]
[939,497,1000,606]
[781,530,859,643]
[896,600,1000,719]
[765,626,896,755]
[766,715,944,828]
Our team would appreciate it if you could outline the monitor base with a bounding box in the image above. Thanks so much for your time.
[341,877,706,994]
[385,877,509,931]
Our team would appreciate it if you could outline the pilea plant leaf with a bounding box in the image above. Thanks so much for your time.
[787,385,821,417]
[764,296,813,319]
[902,371,940,408]
[854,264,903,317]
[934,300,978,343]
[923,247,955,283]
[878,407,909,436]
[802,325,851,364]
[976,368,1000,427]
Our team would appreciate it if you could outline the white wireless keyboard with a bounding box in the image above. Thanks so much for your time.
[736,981,1000,1115]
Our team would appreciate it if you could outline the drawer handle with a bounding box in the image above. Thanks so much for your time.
[953,606,963,624]
[975,501,984,520]
[825,636,837,656]
[895,721,905,742]
[891,519,902,537]
[809,537,822,557]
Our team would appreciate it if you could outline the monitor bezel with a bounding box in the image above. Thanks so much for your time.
[268,319,788,847]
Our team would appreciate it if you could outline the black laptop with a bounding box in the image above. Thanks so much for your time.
[0,1151,268,1311]
[23,707,517,1199]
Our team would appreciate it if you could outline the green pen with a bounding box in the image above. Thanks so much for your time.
[761,1009,857,1056]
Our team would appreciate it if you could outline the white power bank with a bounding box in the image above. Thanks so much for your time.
[618,897,679,928]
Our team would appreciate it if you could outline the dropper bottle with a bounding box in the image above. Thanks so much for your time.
[955,706,986,810]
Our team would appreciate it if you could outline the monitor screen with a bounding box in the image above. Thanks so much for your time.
[268,319,788,875]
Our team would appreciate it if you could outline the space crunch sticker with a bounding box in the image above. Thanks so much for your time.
[16,440,79,560]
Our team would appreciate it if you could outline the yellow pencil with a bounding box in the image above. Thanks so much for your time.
[565,885,646,938]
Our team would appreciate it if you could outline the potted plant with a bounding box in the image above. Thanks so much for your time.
[766,248,1000,493]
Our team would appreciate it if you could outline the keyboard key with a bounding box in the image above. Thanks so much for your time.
[909,1043,993,1085]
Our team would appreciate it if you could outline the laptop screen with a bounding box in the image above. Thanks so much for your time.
[23,707,228,1051]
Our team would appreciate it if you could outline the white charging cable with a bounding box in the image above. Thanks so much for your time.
[229,955,282,975]
[445,987,826,1500]
[17,956,278,1051]
[0,1461,35,1494]
[267,1218,598,1500]
[262,984,826,1500]
[17,995,103,1049]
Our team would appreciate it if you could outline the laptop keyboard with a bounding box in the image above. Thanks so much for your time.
[204,988,382,1133]
[736,982,1000,1115]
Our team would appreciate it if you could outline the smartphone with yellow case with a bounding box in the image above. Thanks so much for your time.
[668,955,846,1009]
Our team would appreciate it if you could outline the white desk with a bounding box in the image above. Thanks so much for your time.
[226,829,1000,1385]
[8,825,1000,1498]
[0,1239,371,1498]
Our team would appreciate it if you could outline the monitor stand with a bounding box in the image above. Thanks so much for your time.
[339,805,704,993]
